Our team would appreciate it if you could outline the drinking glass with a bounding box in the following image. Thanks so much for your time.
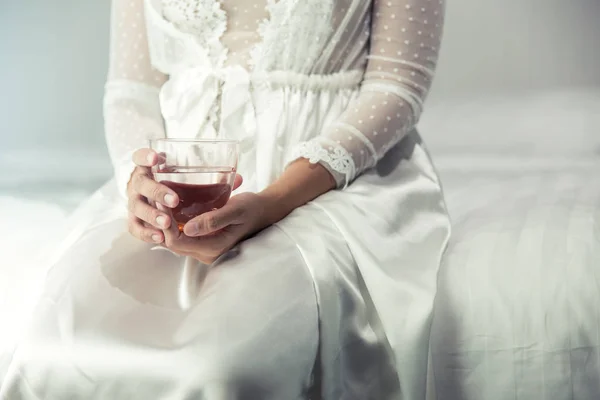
[149,139,239,232]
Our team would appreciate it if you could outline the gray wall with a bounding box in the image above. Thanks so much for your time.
[0,0,599,185]
[0,1,109,151]
[430,0,600,98]
[0,1,111,185]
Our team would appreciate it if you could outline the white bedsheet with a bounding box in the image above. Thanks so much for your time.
[422,89,600,398]
[0,197,68,378]
[431,156,600,400]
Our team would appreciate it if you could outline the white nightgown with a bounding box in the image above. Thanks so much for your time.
[1,0,450,399]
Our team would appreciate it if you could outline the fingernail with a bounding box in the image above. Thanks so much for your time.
[156,215,167,228]
[164,194,177,207]
[146,153,155,165]
[186,223,199,236]
[152,234,162,243]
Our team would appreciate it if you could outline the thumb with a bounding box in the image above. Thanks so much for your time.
[232,174,243,191]
[132,148,158,167]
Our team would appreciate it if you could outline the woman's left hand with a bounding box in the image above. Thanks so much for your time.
[159,191,272,264]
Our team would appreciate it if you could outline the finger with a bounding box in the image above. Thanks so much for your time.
[156,152,167,164]
[183,204,243,237]
[157,204,232,261]
[127,166,147,197]
[132,148,158,167]
[130,172,179,208]
[158,203,181,246]
[127,215,164,244]
[162,214,188,249]
[158,206,204,252]
[232,174,243,191]
[128,195,171,229]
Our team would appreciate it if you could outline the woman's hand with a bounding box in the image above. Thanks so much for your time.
[126,148,179,244]
[158,158,336,264]
[159,192,271,264]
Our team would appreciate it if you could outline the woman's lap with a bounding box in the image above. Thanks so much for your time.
[2,200,321,399]
[1,136,451,399]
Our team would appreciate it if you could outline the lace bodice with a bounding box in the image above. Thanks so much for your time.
[104,0,445,193]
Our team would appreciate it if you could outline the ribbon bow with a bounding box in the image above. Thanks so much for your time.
[159,64,257,154]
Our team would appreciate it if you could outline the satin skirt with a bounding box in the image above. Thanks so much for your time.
[1,131,451,400]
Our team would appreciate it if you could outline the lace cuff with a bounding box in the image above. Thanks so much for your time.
[289,139,355,188]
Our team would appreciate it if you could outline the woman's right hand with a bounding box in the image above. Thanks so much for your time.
[126,148,179,244]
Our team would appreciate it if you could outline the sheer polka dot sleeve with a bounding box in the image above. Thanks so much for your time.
[291,0,445,188]
[104,0,168,199]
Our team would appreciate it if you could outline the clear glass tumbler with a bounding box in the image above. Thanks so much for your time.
[149,138,239,232]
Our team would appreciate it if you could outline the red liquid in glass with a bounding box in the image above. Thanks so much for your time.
[159,181,233,232]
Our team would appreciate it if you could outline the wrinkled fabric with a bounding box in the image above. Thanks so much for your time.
[431,160,600,400]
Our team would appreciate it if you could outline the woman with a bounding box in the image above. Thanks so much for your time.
[1,0,449,399]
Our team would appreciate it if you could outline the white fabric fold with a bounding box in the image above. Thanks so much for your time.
[160,65,256,146]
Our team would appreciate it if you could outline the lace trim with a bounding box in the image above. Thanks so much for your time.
[250,0,334,72]
[152,0,228,69]
[160,0,226,48]
[249,0,282,71]
[291,139,355,185]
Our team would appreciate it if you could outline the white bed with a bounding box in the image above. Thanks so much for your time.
[422,90,600,399]
[430,159,600,399]
[0,197,69,379]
